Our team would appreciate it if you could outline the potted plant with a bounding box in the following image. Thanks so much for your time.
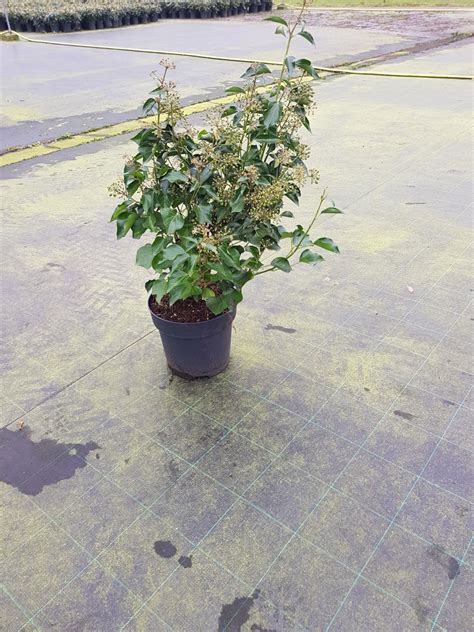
[110,7,341,378]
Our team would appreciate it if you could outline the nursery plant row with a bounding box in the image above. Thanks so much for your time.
[5,0,273,32]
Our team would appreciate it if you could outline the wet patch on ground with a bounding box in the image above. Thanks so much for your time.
[178,555,193,568]
[218,589,261,631]
[427,544,461,580]
[265,324,297,334]
[0,426,100,495]
[154,540,177,558]
[411,596,431,625]
[393,409,417,420]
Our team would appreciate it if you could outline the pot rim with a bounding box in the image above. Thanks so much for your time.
[147,293,235,327]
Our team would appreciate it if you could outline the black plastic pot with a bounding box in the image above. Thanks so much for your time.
[148,296,236,379]
[97,18,105,28]
[83,18,96,30]
[122,14,131,25]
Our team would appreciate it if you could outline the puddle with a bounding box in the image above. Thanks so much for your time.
[0,426,100,496]
[178,555,192,568]
[265,324,296,334]
[218,589,260,631]
[154,540,177,558]
[394,409,417,421]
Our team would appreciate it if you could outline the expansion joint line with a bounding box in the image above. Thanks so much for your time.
[3,30,474,81]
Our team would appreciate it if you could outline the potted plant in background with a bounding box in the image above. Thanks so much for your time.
[110,5,341,378]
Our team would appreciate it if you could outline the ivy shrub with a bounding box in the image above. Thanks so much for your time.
[109,10,341,317]
[5,0,272,32]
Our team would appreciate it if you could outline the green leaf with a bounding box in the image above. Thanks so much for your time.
[314,237,340,253]
[136,243,155,268]
[241,63,272,80]
[275,25,286,37]
[285,189,300,205]
[271,257,292,273]
[298,30,315,46]
[164,171,188,184]
[222,105,238,117]
[321,206,344,214]
[246,245,260,258]
[202,287,216,299]
[196,204,213,224]
[131,218,147,239]
[209,262,234,281]
[255,132,280,144]
[161,208,185,233]
[149,279,167,302]
[142,190,155,214]
[125,179,141,197]
[116,212,137,239]
[263,101,282,128]
[278,227,293,239]
[206,295,229,316]
[218,246,241,271]
[299,249,324,264]
[225,86,245,94]
[142,97,157,114]
[198,165,212,185]
[230,190,245,214]
[292,228,312,247]
[163,244,186,261]
[169,283,196,305]
[295,58,319,79]
[281,210,294,218]
[110,201,129,222]
[264,15,288,26]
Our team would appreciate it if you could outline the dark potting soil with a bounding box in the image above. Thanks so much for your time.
[150,294,219,323]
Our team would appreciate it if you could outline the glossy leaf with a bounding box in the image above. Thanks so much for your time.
[271,257,291,273]
[263,101,282,128]
[206,294,229,316]
[264,15,288,26]
[300,249,324,264]
[116,212,137,239]
[225,86,245,94]
[196,204,213,224]
[149,279,167,302]
[321,206,344,214]
[202,287,216,299]
[241,63,272,79]
[314,237,340,253]
[164,171,188,184]
[136,243,155,268]
[298,30,315,46]
[295,58,319,79]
